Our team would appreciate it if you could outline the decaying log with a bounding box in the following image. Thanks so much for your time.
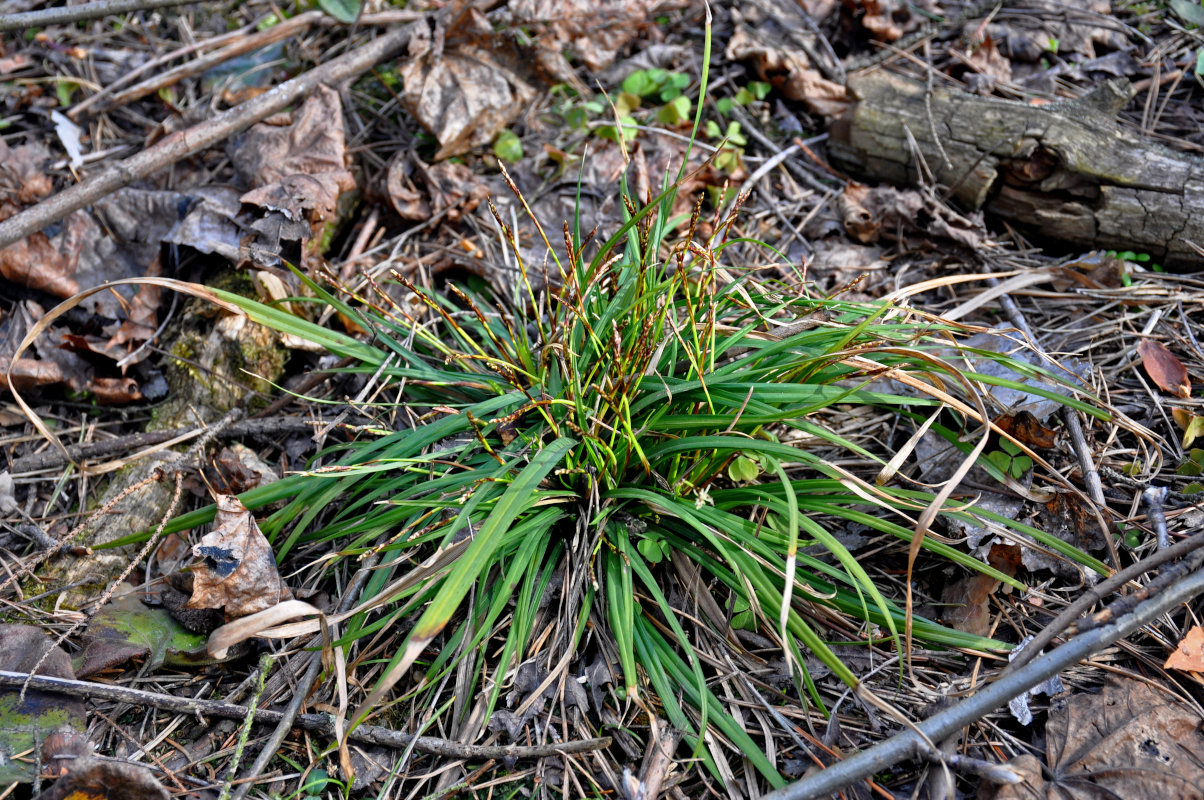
[828,72,1204,268]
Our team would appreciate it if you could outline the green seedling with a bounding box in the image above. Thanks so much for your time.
[986,438,1033,479]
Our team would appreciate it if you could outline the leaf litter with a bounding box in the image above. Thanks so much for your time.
[0,1,1203,799]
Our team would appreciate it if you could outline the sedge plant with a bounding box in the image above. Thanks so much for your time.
[143,169,1109,788]
[132,32,1110,788]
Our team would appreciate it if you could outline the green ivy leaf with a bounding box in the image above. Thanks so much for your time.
[638,536,665,564]
[986,451,1011,474]
[728,455,760,483]
[317,0,361,24]
[493,129,523,164]
[656,95,691,125]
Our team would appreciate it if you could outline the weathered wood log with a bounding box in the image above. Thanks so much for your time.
[828,72,1204,268]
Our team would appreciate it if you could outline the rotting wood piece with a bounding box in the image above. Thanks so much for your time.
[827,73,1204,268]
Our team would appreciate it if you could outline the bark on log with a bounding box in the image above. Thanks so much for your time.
[828,72,1204,268]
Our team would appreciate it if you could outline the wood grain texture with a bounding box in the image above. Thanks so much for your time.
[828,72,1204,267]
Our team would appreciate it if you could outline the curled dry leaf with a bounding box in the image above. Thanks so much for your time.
[509,0,666,72]
[74,589,210,678]
[386,157,490,222]
[231,84,357,267]
[401,7,536,160]
[996,410,1059,449]
[34,757,169,800]
[188,494,292,619]
[726,26,849,119]
[1138,339,1191,398]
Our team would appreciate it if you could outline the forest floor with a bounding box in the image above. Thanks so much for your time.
[2,1,1204,799]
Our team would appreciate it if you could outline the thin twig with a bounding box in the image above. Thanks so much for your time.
[0,16,435,251]
[761,563,1204,800]
[94,11,325,114]
[998,528,1204,678]
[0,0,196,32]
[8,417,326,475]
[0,671,611,759]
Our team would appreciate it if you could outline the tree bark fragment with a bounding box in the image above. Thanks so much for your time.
[828,72,1204,268]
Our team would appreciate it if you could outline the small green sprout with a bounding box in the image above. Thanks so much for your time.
[986,438,1032,479]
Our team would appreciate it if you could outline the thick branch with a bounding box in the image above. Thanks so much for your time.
[828,73,1204,267]
[0,0,195,32]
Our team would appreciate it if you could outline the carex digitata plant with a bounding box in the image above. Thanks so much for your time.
[146,31,1108,789]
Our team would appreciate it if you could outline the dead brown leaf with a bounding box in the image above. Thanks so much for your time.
[996,410,1059,449]
[1165,626,1204,673]
[1138,339,1191,398]
[230,84,356,267]
[34,758,169,800]
[854,0,936,43]
[188,494,292,619]
[727,26,850,118]
[835,183,985,249]
[985,677,1204,800]
[941,543,1018,636]
[401,8,536,161]
[964,35,1013,93]
[386,157,490,223]
[509,0,667,72]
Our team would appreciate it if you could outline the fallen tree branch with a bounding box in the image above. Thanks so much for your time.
[829,73,1204,267]
[8,417,324,475]
[761,559,1204,800]
[0,0,196,32]
[0,14,435,250]
[0,671,610,759]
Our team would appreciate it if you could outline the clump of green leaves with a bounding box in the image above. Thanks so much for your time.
[986,438,1033,479]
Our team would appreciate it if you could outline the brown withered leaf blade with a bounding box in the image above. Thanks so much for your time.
[401,7,536,161]
[189,494,292,619]
[1165,626,1204,673]
[985,676,1204,800]
[1138,339,1191,398]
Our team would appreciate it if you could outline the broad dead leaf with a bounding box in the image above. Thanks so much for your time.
[34,757,169,800]
[1165,626,1204,672]
[996,410,1059,449]
[985,676,1204,800]
[509,0,666,72]
[726,26,850,119]
[230,85,357,267]
[188,494,292,619]
[386,157,490,222]
[401,7,535,160]
[0,625,86,783]
[1138,339,1191,398]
